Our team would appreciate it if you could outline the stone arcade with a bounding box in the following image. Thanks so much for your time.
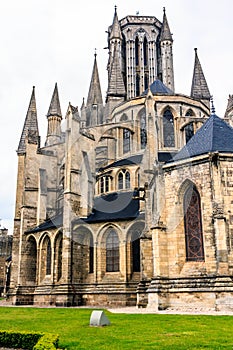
[9,7,233,310]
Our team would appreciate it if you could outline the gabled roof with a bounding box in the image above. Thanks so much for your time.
[17,86,39,154]
[142,79,173,96]
[172,114,233,162]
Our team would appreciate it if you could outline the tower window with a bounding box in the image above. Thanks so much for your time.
[163,108,175,147]
[185,122,194,143]
[140,112,147,149]
[123,128,131,154]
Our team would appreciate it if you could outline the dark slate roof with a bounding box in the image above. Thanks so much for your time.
[172,114,233,162]
[142,79,173,96]
[100,154,143,171]
[158,152,177,163]
[83,191,140,223]
[26,214,63,233]
[190,48,210,100]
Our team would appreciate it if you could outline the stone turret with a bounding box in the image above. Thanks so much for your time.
[45,83,62,146]
[159,8,175,92]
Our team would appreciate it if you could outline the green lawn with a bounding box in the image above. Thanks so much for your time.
[0,307,232,349]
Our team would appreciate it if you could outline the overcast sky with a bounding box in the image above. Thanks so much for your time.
[1,0,233,233]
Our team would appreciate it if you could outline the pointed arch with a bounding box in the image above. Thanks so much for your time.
[54,231,63,282]
[106,229,119,272]
[25,236,37,285]
[163,108,175,147]
[183,185,204,261]
[185,122,194,143]
[138,108,147,149]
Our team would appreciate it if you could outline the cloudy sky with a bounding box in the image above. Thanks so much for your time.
[0,0,233,232]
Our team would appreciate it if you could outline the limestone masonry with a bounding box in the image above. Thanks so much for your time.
[8,7,233,311]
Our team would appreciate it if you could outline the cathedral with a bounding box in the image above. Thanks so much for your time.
[9,7,233,310]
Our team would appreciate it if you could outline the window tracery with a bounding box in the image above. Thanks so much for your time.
[106,229,119,272]
[183,186,204,261]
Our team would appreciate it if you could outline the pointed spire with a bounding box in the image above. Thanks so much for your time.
[160,7,173,42]
[225,94,233,116]
[109,6,122,40]
[47,83,62,118]
[107,47,126,97]
[191,48,211,100]
[17,86,39,154]
[86,52,103,107]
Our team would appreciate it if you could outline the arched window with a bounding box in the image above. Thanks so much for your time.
[89,235,94,273]
[46,238,52,275]
[144,74,148,90]
[143,37,148,66]
[183,186,204,261]
[25,237,37,284]
[136,74,140,96]
[57,237,62,281]
[118,172,124,190]
[185,123,194,143]
[132,232,140,272]
[100,177,104,194]
[123,128,131,154]
[185,109,194,117]
[135,36,139,66]
[125,171,131,189]
[140,112,147,149]
[106,230,119,272]
[163,109,175,147]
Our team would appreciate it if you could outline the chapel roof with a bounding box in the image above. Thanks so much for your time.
[172,114,233,162]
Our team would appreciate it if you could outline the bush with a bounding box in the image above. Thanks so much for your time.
[0,330,59,349]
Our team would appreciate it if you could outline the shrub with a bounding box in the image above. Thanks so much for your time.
[0,330,59,349]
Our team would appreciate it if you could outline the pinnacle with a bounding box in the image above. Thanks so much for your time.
[47,83,62,118]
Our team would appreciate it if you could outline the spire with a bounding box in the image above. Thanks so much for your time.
[225,94,233,117]
[160,7,173,42]
[107,47,126,98]
[47,82,62,118]
[45,83,62,146]
[191,48,211,100]
[17,86,39,154]
[86,52,103,107]
[109,6,122,40]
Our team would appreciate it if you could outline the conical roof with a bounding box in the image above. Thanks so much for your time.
[87,54,103,106]
[191,48,210,99]
[142,79,173,96]
[47,83,62,117]
[172,114,233,161]
[107,48,126,97]
[109,6,122,40]
[160,8,173,41]
[18,86,39,154]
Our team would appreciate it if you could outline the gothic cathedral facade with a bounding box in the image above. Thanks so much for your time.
[9,8,233,310]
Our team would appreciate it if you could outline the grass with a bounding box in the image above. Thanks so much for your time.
[0,307,232,349]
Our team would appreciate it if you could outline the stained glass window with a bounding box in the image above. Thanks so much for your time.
[184,186,204,261]
[140,113,147,149]
[185,122,194,143]
[106,230,119,272]
[163,109,175,147]
[123,128,131,154]
[46,238,51,275]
